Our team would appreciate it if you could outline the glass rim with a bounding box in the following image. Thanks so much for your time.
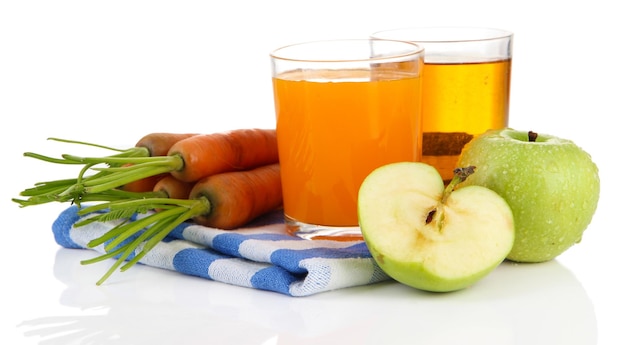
[371,26,513,44]
[269,38,424,63]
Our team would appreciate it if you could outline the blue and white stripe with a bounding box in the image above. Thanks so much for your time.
[52,206,390,296]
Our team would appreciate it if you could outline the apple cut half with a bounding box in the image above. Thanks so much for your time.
[357,162,515,292]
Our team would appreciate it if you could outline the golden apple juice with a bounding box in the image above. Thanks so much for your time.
[421,58,511,181]
[273,69,422,230]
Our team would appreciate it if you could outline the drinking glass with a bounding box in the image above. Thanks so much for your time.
[372,27,513,182]
[270,39,424,240]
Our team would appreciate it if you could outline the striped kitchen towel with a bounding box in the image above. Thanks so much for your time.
[52,205,390,296]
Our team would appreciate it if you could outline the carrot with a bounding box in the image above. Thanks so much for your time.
[167,128,279,182]
[13,132,198,206]
[59,128,278,201]
[152,175,194,200]
[134,132,200,157]
[77,163,283,285]
[119,133,199,192]
[120,173,165,193]
[190,163,283,229]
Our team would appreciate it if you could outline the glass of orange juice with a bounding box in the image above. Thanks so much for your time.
[371,27,513,182]
[270,39,424,240]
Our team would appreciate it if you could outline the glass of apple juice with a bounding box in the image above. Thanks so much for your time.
[371,27,513,182]
[270,39,424,240]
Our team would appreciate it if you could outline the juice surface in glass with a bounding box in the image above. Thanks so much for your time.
[420,58,511,181]
[273,68,421,227]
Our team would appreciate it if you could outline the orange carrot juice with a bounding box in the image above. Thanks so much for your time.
[273,68,422,228]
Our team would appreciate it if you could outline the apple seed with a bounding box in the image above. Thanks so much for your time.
[425,209,436,224]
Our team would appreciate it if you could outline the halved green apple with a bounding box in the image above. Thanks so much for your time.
[357,162,515,292]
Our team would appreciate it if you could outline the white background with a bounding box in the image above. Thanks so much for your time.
[1,1,623,344]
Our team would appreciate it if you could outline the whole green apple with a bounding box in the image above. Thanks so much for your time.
[358,162,515,292]
[457,128,600,262]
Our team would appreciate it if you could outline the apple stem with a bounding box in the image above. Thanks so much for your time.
[429,166,476,230]
[441,166,476,204]
[528,131,538,142]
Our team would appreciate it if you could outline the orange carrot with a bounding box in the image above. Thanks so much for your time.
[77,163,283,284]
[121,133,198,192]
[59,128,279,201]
[167,128,279,182]
[134,132,199,157]
[152,175,194,200]
[15,132,199,206]
[190,163,283,229]
[120,168,166,193]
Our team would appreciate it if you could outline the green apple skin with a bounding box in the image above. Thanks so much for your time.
[358,162,515,293]
[457,128,600,263]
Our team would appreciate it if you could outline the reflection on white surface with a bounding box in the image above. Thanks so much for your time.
[17,247,597,345]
